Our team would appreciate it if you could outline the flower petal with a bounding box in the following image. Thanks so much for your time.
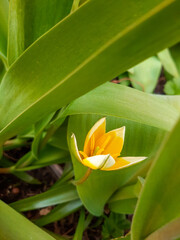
[102,156,147,171]
[82,154,115,170]
[95,126,125,159]
[83,118,106,156]
[70,133,82,162]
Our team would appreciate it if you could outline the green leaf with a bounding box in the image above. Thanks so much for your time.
[10,183,78,211]
[0,156,41,184]
[13,171,41,184]
[49,124,69,151]
[32,113,54,160]
[170,43,180,74]
[34,200,82,227]
[0,0,180,144]
[164,77,180,95]
[68,114,165,215]
[146,218,180,240]
[108,177,144,214]
[0,200,55,240]
[129,57,162,93]
[0,59,6,82]
[8,0,73,65]
[57,82,179,131]
[109,198,137,214]
[158,48,179,78]
[109,177,144,202]
[43,229,68,240]
[131,117,180,240]
[158,94,180,113]
[14,145,69,170]
[71,0,81,12]
[0,0,8,58]
[73,208,85,240]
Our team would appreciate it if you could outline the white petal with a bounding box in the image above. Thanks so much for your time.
[70,133,82,162]
[107,126,125,141]
[83,154,115,170]
[101,155,116,170]
[123,157,147,164]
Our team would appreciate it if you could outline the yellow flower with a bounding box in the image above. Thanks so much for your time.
[70,118,147,171]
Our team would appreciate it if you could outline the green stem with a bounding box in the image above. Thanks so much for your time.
[72,168,92,185]
[3,138,29,150]
[39,125,58,151]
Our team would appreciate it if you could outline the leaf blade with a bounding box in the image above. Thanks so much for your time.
[0,0,180,143]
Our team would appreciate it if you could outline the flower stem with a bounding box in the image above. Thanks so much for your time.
[0,167,12,174]
[72,168,92,185]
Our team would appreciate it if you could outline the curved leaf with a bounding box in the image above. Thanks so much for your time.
[10,183,78,211]
[53,82,180,131]
[0,0,8,58]
[8,0,73,65]
[0,0,180,144]
[68,114,165,215]
[34,200,82,227]
[0,200,55,240]
[131,117,180,240]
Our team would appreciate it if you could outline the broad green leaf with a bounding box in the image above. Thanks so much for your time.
[108,177,144,202]
[0,0,180,144]
[0,59,6,82]
[158,94,180,113]
[129,57,162,93]
[109,198,137,214]
[0,200,55,240]
[158,48,179,77]
[35,200,82,227]
[146,218,180,240]
[115,234,131,240]
[71,0,81,12]
[0,0,8,58]
[131,117,180,240]
[68,114,166,215]
[44,229,68,240]
[164,77,180,95]
[170,43,180,74]
[73,208,85,240]
[108,178,144,214]
[8,0,73,65]
[55,82,179,131]
[11,183,78,211]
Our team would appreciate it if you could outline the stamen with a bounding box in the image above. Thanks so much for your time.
[79,151,88,159]
[93,146,100,155]
[111,153,120,159]
[101,135,112,149]
[90,135,95,156]
[96,147,104,155]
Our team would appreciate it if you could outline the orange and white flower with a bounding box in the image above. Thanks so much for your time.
[70,118,147,171]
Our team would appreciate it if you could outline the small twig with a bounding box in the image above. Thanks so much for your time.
[49,164,63,180]
[0,167,12,174]
[3,152,17,162]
